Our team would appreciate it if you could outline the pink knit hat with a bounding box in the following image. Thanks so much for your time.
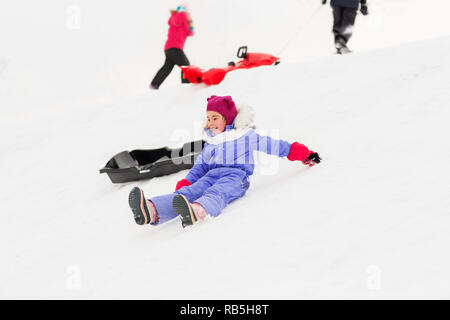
[206,95,237,125]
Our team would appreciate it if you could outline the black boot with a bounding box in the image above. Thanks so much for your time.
[128,187,152,225]
[335,36,351,54]
[172,195,198,228]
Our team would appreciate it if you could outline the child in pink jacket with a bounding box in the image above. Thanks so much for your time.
[150,5,194,89]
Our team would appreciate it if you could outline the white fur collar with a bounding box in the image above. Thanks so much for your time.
[203,104,256,144]
[234,104,255,130]
[204,127,252,144]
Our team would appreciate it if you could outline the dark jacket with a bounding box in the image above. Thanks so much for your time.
[330,0,366,9]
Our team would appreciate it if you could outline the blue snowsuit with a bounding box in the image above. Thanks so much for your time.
[149,122,292,224]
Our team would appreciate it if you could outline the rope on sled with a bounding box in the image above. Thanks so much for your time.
[276,3,324,57]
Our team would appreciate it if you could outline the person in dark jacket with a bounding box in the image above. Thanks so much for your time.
[322,0,369,54]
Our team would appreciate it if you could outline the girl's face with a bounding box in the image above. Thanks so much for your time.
[206,111,226,135]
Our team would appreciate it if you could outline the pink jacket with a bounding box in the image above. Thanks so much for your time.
[164,11,193,50]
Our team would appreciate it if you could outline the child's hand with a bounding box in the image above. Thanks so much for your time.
[287,142,310,162]
[360,5,369,15]
[302,152,321,167]
[175,179,192,191]
[287,142,321,166]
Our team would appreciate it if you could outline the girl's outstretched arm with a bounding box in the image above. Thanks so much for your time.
[253,132,320,166]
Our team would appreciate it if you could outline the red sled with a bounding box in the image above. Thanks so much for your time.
[181,46,280,85]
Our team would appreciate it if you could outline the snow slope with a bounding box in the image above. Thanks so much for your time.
[1,0,450,299]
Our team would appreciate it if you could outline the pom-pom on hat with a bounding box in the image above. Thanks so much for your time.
[206,95,238,125]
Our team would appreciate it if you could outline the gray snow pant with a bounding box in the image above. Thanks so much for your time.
[332,6,357,45]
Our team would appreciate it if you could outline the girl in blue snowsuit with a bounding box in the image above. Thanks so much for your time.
[128,95,321,228]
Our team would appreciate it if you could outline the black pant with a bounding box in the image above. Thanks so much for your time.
[332,6,357,45]
[151,48,190,88]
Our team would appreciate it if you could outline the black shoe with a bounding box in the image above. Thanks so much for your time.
[335,37,351,54]
[172,195,197,228]
[128,187,151,225]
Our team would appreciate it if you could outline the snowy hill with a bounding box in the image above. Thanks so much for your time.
[1,0,450,299]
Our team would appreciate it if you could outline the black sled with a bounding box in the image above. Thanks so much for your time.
[100,140,205,183]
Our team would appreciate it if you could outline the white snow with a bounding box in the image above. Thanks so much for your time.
[1,0,450,299]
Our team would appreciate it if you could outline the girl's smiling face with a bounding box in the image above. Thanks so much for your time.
[206,111,226,135]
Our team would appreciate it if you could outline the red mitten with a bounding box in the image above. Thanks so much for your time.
[287,142,311,163]
[175,179,192,191]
